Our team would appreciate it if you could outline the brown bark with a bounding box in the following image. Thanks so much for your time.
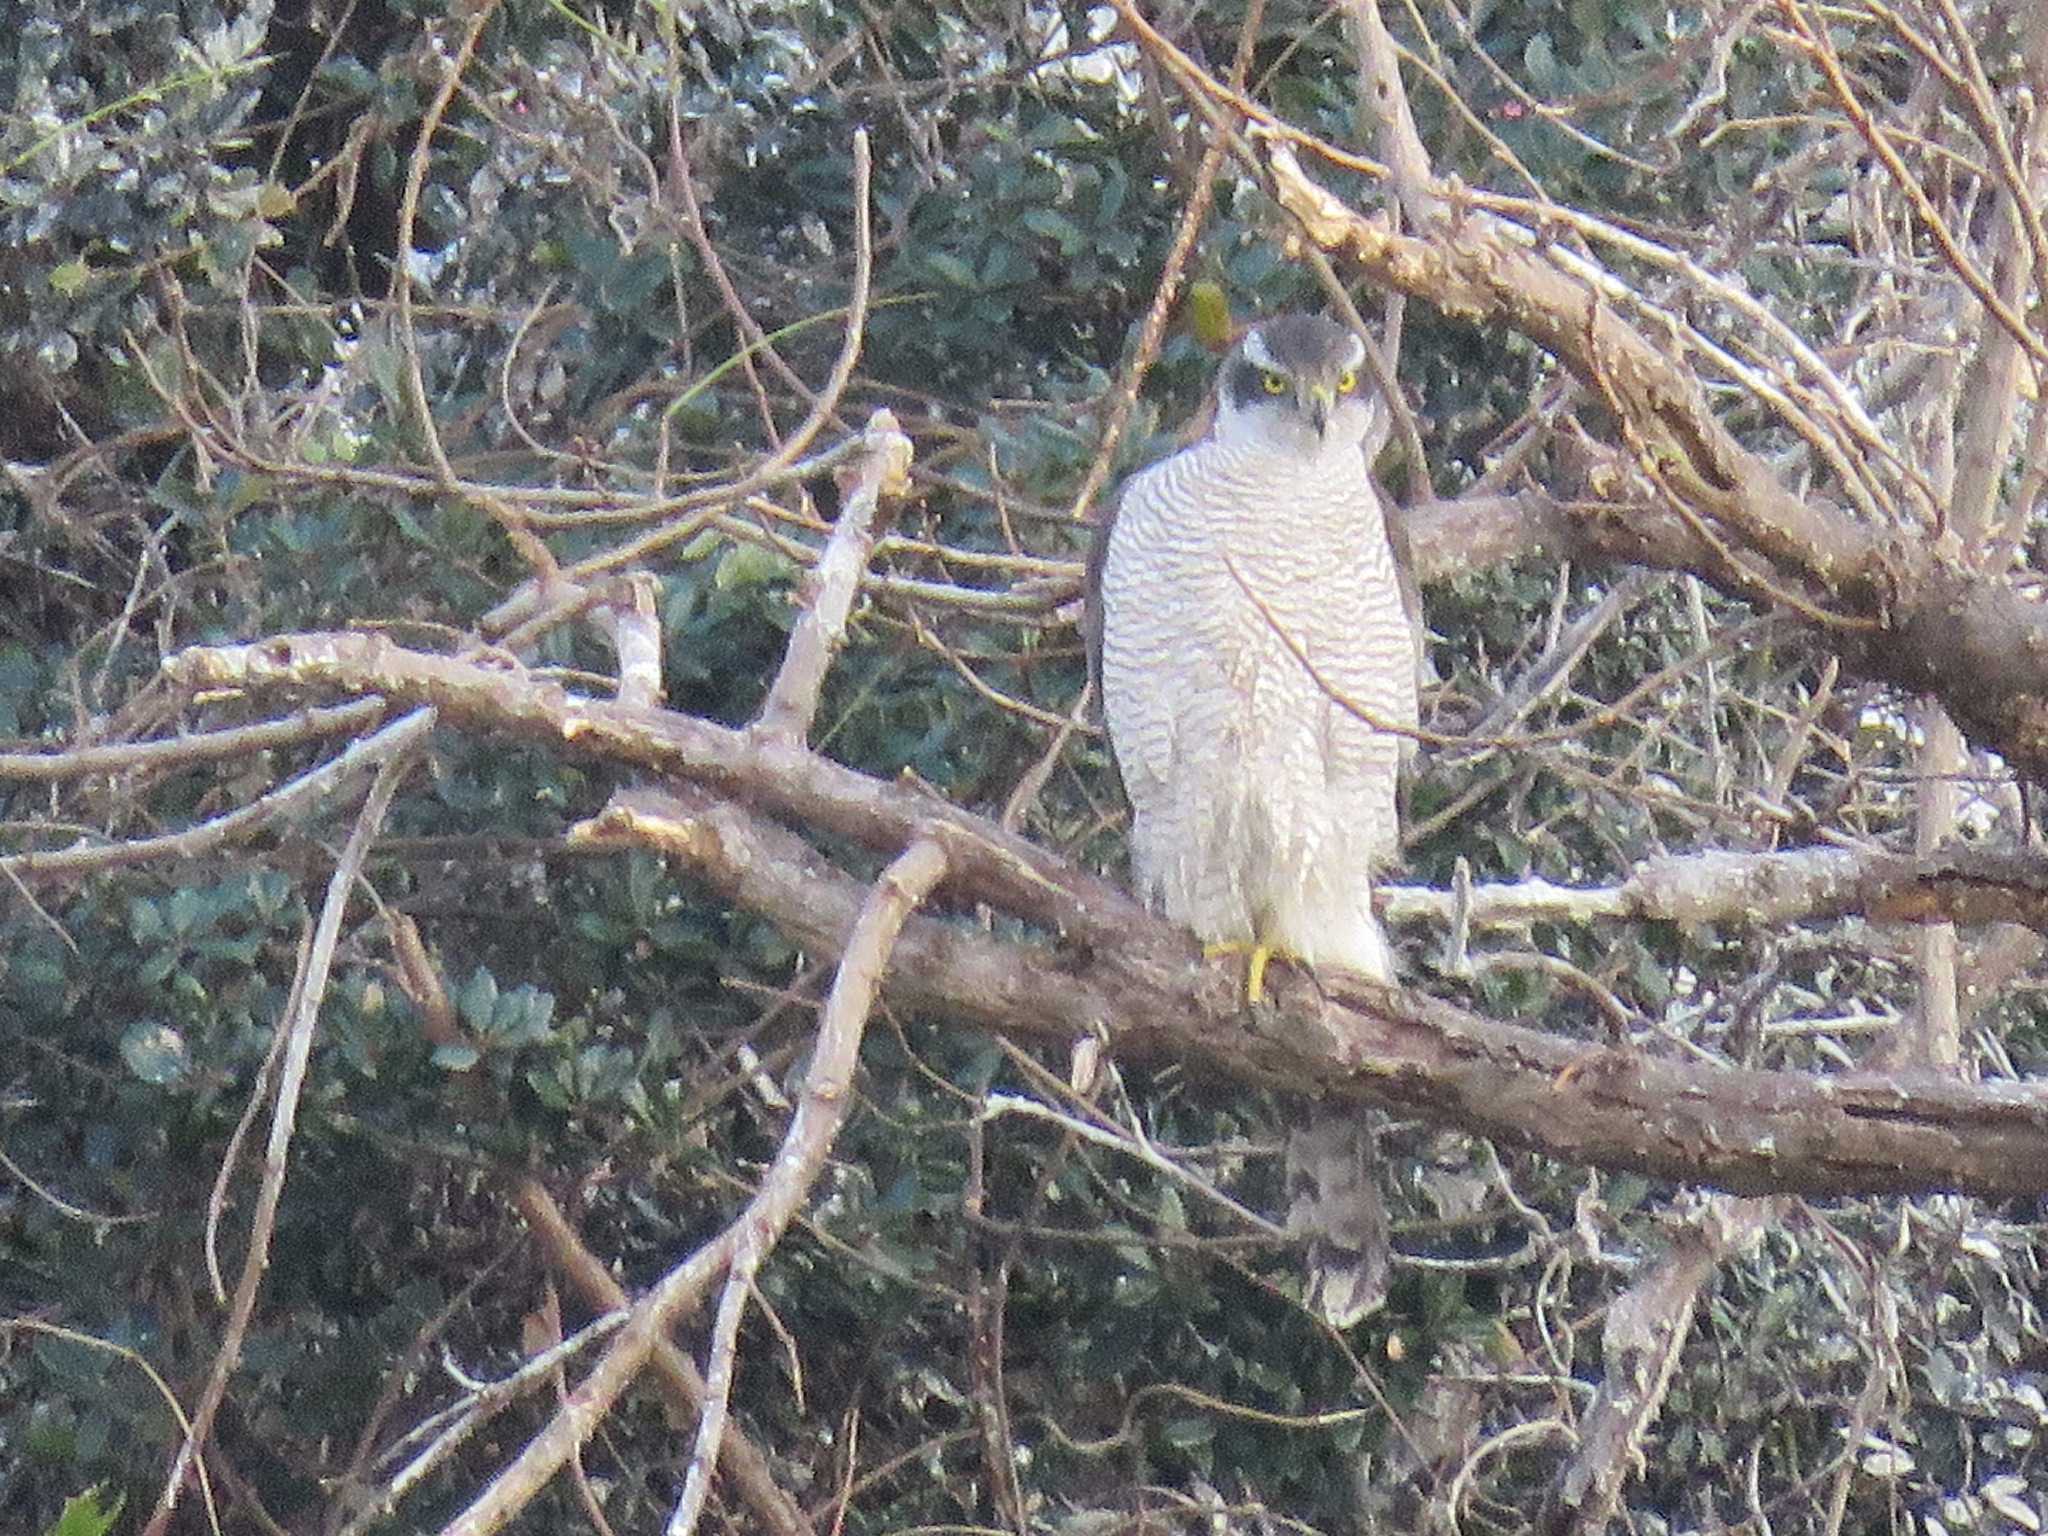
[1239,138,2048,782]
[160,636,2048,1199]
[1538,1196,1782,1534]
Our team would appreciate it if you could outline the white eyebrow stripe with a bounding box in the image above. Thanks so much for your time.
[1240,328,1277,370]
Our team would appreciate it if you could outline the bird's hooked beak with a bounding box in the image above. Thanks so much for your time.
[1301,381,1338,439]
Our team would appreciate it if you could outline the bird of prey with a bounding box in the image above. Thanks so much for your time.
[1091,311,1421,1327]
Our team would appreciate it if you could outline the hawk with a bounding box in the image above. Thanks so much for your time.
[1091,312,1421,1327]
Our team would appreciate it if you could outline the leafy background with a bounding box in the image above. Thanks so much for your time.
[3,1,2044,1532]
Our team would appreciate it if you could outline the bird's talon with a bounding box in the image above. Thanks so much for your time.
[1202,940,1278,1005]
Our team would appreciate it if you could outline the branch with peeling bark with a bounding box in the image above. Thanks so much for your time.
[1101,0,2048,787]
[753,408,915,745]
[1537,1194,1783,1534]
[156,634,2048,1198]
[1383,843,2048,934]
[1256,133,2048,779]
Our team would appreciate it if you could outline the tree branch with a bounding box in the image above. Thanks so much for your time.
[157,636,2048,1199]
[1242,134,2048,783]
[508,1180,819,1536]
[752,408,914,746]
[1382,844,2048,933]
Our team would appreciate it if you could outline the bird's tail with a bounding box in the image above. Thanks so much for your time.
[1266,872,1396,1324]
[1287,1113,1391,1329]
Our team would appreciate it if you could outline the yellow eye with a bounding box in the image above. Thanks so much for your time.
[1260,370,1289,395]
[1336,368,1359,393]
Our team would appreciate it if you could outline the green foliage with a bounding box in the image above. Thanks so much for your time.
[40,1485,123,1536]
[2,0,2044,1531]
[0,1,280,401]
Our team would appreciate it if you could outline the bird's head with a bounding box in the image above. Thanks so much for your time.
[1216,314,1384,454]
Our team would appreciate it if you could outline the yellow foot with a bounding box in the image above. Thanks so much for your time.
[1203,941,1281,1005]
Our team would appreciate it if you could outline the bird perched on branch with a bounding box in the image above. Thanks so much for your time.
[1090,311,1421,1328]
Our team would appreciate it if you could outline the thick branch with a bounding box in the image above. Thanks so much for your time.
[587,787,2048,1200]
[589,794,2048,1204]
[163,633,1136,947]
[1382,845,2048,933]
[1246,138,2048,782]
[160,638,2048,1198]
[1122,0,2048,782]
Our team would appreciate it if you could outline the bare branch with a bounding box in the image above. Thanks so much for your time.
[509,1180,818,1536]
[0,700,385,783]
[2,702,421,881]
[1340,0,1439,226]
[661,827,949,1536]
[589,572,666,709]
[143,707,435,1536]
[428,805,944,1536]
[1381,844,2048,934]
[371,908,815,1535]
[1538,1195,1781,1533]
[155,635,2048,1199]
[1063,0,1268,523]
[753,408,914,745]
[1777,0,2048,372]
[388,0,553,579]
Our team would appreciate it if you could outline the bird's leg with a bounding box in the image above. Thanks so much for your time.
[1202,940,1283,1004]
[1246,943,1274,1004]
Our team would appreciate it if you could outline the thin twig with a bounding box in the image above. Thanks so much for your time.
[143,708,435,1536]
[1063,0,1267,523]
[337,1307,633,1535]
[5,1319,222,1535]
[982,1092,1286,1238]
[665,834,950,1536]
[0,700,386,783]
[388,0,554,577]
[1779,0,2048,369]
[2,700,425,881]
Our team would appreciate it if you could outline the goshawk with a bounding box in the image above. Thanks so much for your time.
[1092,312,1421,1327]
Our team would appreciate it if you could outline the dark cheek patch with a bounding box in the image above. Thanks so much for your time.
[1222,359,1264,412]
